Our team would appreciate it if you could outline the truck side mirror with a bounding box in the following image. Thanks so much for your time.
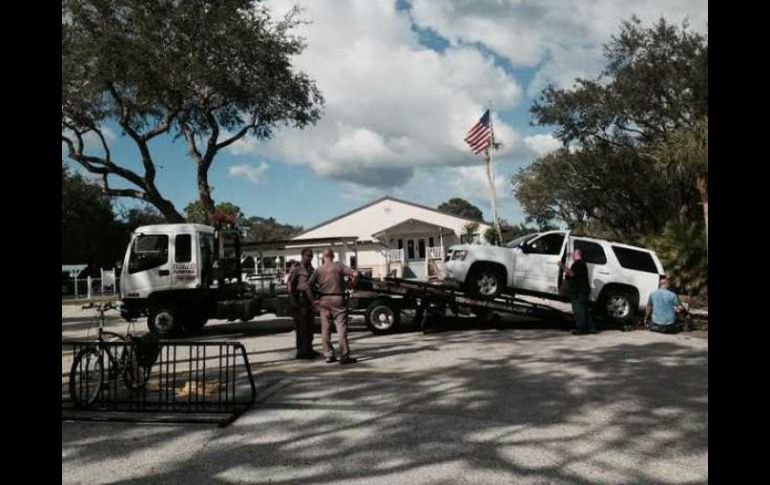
[520,243,530,254]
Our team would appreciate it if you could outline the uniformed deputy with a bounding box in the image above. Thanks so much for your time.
[287,248,320,359]
[305,248,358,365]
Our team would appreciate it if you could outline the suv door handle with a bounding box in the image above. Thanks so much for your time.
[158,270,170,276]
[597,271,610,275]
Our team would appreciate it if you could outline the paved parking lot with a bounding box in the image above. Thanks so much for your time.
[62,305,708,484]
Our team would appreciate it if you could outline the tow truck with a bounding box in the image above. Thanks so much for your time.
[118,223,570,337]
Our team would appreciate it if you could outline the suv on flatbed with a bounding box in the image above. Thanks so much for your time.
[443,231,664,324]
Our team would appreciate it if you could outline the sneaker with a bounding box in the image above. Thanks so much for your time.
[339,357,358,365]
[325,355,337,363]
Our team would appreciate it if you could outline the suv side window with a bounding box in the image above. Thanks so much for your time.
[612,246,658,273]
[526,233,565,255]
[129,235,169,274]
[574,239,607,265]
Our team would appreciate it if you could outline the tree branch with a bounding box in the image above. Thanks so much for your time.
[181,123,203,163]
[215,113,258,151]
[107,83,157,182]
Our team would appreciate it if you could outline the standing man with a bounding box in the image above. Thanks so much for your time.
[287,248,320,359]
[644,276,685,334]
[559,248,596,335]
[305,248,358,365]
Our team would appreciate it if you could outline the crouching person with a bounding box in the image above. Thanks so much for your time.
[644,276,685,334]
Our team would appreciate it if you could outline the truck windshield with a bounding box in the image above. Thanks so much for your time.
[505,233,539,248]
[129,234,169,274]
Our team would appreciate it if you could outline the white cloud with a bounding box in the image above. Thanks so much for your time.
[524,134,562,156]
[228,162,269,184]
[229,0,536,188]
[409,0,708,95]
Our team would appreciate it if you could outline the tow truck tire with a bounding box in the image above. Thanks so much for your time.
[148,305,181,337]
[365,299,400,335]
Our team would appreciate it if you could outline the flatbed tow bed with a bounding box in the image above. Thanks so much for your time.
[349,277,569,334]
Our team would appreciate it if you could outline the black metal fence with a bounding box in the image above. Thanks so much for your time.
[62,339,257,427]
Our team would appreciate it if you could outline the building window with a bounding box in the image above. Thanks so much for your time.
[418,239,426,258]
[429,237,434,247]
[407,240,415,260]
[398,239,403,250]
[349,255,357,269]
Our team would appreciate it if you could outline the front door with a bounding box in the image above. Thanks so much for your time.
[513,231,570,294]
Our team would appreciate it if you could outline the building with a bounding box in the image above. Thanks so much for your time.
[244,196,491,281]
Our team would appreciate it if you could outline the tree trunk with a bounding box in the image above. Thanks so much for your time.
[197,164,216,223]
[146,188,185,223]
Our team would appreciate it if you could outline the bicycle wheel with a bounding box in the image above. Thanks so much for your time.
[69,346,104,407]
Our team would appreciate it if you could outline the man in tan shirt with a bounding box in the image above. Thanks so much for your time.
[305,248,358,364]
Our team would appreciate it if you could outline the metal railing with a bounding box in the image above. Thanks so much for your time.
[62,339,257,427]
[62,269,119,300]
[427,246,444,260]
[387,248,405,262]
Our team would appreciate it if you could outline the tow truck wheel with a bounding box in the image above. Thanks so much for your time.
[148,306,181,337]
[365,299,400,335]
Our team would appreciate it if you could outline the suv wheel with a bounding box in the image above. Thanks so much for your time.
[466,266,503,299]
[601,288,638,325]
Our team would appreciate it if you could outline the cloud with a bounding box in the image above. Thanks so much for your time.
[228,162,269,184]
[229,0,538,188]
[524,134,562,156]
[408,0,708,96]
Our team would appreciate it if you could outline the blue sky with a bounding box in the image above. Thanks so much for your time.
[63,0,707,229]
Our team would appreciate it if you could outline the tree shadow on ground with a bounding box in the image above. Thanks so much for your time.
[63,328,707,484]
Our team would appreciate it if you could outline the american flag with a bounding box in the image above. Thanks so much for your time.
[464,109,493,155]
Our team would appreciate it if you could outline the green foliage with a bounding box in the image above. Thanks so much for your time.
[62,0,324,219]
[243,216,303,242]
[461,222,480,244]
[438,198,484,221]
[643,220,707,296]
[518,16,708,295]
[184,201,245,225]
[62,164,123,266]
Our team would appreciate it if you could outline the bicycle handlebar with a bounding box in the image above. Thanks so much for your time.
[81,302,117,312]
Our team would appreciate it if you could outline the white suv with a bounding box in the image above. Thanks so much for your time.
[443,231,664,323]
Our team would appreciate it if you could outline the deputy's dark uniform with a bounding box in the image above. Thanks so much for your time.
[288,262,315,357]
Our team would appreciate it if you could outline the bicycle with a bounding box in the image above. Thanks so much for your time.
[68,302,157,407]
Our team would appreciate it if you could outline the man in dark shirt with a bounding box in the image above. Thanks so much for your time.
[287,248,320,359]
[305,248,358,365]
[560,248,596,335]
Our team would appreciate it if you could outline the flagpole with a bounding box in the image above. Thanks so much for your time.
[486,107,503,244]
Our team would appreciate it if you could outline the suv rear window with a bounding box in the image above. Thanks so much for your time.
[612,246,658,273]
[574,240,607,265]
